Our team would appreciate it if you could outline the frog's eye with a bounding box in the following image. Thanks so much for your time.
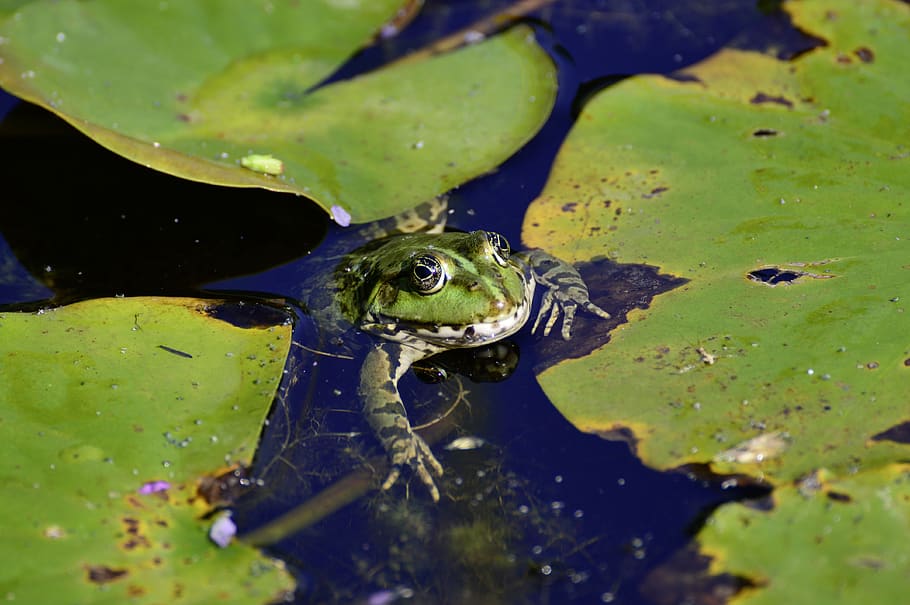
[486,232,510,266]
[411,254,446,294]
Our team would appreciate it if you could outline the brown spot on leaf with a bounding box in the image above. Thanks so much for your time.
[904,358,910,367]
[642,186,669,199]
[750,92,794,109]
[836,53,852,64]
[853,46,875,63]
[120,517,150,550]
[752,128,779,137]
[561,202,578,212]
[197,467,253,507]
[87,565,128,584]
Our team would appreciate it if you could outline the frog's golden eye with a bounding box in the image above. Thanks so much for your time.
[486,232,510,266]
[411,254,446,294]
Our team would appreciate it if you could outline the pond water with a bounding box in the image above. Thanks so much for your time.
[0,1,818,603]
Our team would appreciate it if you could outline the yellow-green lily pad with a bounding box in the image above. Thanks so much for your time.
[0,1,556,223]
[696,465,910,604]
[0,297,294,603]
[523,0,910,483]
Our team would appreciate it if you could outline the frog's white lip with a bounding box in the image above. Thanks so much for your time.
[362,300,531,349]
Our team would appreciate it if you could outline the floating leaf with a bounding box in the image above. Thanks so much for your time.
[0,1,556,222]
[523,0,910,482]
[696,465,910,604]
[0,297,294,603]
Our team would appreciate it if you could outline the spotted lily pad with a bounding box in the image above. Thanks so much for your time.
[0,297,294,603]
[0,1,556,223]
[523,0,910,483]
[696,465,910,604]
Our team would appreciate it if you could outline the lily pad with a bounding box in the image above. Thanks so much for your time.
[522,0,910,482]
[0,1,556,223]
[696,465,910,604]
[0,297,294,603]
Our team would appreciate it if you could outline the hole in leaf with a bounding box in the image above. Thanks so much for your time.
[871,421,910,444]
[747,267,802,285]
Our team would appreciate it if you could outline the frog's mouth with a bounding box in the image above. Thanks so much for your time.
[361,299,531,349]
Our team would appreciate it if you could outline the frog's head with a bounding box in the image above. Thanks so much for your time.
[358,230,531,348]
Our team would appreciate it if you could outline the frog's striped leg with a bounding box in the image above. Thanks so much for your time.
[516,249,611,340]
[359,342,444,501]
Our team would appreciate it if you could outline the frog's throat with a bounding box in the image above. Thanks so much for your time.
[361,297,532,349]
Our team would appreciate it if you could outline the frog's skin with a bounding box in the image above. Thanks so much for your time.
[300,200,610,501]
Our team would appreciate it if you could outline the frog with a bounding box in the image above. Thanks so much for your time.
[300,199,610,502]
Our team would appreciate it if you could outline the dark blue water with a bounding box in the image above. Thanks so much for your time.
[0,2,820,602]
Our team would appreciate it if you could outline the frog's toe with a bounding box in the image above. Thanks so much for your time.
[584,300,611,320]
[381,432,443,501]
[381,467,402,492]
[559,304,578,340]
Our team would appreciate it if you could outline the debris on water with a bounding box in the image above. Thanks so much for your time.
[715,432,790,464]
[444,436,486,450]
[366,586,414,605]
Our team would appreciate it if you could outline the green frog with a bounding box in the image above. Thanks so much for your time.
[301,200,610,501]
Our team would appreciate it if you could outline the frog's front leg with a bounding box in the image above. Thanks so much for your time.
[359,342,444,501]
[516,249,611,340]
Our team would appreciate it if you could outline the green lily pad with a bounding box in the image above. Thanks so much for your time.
[696,465,910,604]
[0,297,294,603]
[523,0,910,482]
[0,1,556,223]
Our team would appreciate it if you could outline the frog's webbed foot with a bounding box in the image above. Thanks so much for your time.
[532,288,611,340]
[523,250,611,340]
[380,429,444,502]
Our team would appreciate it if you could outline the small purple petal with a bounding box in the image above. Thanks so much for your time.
[209,512,237,548]
[138,480,171,494]
[330,205,352,227]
